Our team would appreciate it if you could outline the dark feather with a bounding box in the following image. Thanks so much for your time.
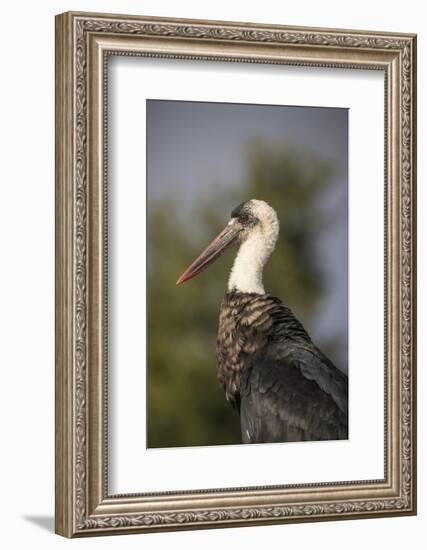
[216,290,348,443]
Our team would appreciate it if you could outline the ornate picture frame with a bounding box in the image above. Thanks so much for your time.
[55,11,417,537]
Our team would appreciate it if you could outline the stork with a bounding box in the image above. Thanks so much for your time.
[176,199,348,444]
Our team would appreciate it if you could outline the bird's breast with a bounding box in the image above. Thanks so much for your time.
[216,291,279,406]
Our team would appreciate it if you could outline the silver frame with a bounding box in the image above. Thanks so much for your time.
[55,11,417,537]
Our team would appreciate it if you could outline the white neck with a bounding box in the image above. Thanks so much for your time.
[228,225,278,294]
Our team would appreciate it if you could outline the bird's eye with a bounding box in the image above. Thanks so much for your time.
[239,213,249,224]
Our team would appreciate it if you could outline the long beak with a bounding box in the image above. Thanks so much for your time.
[176,221,241,285]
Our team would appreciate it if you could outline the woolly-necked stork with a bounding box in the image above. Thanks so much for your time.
[176,199,348,444]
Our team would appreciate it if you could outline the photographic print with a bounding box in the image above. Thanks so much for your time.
[147,100,348,448]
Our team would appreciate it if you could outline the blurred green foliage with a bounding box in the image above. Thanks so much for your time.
[147,141,341,448]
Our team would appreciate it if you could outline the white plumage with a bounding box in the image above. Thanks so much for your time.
[228,200,279,294]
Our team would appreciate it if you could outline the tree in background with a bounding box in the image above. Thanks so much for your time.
[147,141,345,448]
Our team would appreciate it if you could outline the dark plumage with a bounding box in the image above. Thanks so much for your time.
[216,291,348,443]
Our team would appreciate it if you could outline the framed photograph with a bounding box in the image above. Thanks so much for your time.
[55,11,417,537]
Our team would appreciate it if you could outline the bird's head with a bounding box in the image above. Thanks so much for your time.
[176,199,279,286]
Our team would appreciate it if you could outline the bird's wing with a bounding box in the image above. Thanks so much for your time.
[235,293,348,415]
[286,344,348,415]
[240,354,348,444]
